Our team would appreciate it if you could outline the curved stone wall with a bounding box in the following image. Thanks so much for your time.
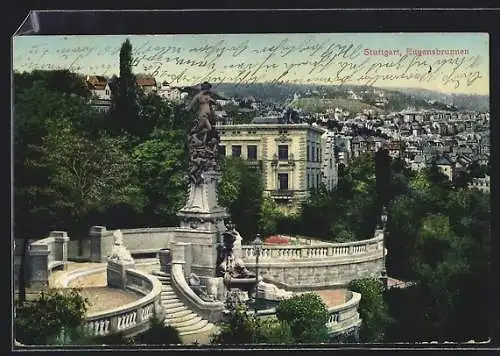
[241,234,386,290]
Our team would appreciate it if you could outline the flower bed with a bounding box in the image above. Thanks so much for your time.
[264,235,291,245]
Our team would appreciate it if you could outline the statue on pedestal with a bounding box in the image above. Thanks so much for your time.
[216,222,255,280]
[108,230,134,263]
[184,81,220,185]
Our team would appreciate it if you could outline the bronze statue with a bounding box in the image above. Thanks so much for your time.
[185,81,217,146]
[216,222,255,280]
[184,82,220,185]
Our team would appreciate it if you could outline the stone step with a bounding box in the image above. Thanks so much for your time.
[162,301,184,309]
[177,319,209,335]
[168,315,202,329]
[179,322,215,337]
[162,305,187,314]
[161,286,174,292]
[135,258,159,264]
[164,309,193,320]
[152,270,170,277]
[161,294,178,300]
[165,311,198,324]
[156,276,171,282]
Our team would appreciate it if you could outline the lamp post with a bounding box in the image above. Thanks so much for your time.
[253,234,263,305]
[380,206,388,289]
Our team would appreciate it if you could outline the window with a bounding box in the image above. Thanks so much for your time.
[311,143,316,162]
[307,173,310,188]
[278,173,289,190]
[330,158,333,169]
[278,145,289,160]
[316,147,320,162]
[316,174,320,187]
[307,143,310,161]
[247,145,257,160]
[218,145,226,156]
[232,145,241,157]
[105,89,110,96]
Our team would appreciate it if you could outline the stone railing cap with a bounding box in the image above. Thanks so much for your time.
[90,226,107,233]
[86,269,162,319]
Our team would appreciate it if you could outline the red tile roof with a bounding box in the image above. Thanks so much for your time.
[136,77,157,87]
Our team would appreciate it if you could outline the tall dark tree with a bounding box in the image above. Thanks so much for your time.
[375,147,391,210]
[109,39,140,139]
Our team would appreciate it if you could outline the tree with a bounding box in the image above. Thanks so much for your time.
[275,293,330,343]
[32,118,145,235]
[14,82,119,239]
[219,157,264,241]
[15,288,89,345]
[348,278,392,342]
[375,148,391,208]
[109,39,140,139]
[258,197,282,237]
[131,128,188,227]
[14,70,91,98]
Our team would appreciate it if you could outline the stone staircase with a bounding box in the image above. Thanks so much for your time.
[151,270,215,337]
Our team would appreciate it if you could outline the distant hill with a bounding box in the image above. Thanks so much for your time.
[290,97,381,114]
[385,87,489,112]
[212,82,488,112]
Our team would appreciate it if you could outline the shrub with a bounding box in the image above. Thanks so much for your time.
[211,304,259,345]
[15,288,89,345]
[348,278,393,342]
[137,311,182,345]
[275,293,330,343]
[255,318,295,344]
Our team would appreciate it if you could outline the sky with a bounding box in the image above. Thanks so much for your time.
[13,33,489,95]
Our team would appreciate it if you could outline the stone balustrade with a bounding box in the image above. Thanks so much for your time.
[84,269,163,338]
[169,242,225,323]
[242,235,382,261]
[325,291,362,337]
[241,234,386,290]
[253,290,361,339]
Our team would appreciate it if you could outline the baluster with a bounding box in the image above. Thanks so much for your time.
[104,319,110,335]
[98,320,104,336]
[93,321,99,335]
[132,312,137,326]
[87,322,95,336]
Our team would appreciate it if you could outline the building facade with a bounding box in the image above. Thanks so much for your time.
[321,131,339,191]
[218,123,326,211]
[468,175,490,193]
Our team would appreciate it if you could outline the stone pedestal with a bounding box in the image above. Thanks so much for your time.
[28,245,50,288]
[174,170,229,281]
[89,226,115,262]
[158,249,172,275]
[51,231,69,262]
[107,259,135,289]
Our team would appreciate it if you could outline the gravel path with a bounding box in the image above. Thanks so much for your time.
[314,289,347,308]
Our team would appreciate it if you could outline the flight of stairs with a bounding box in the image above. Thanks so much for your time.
[151,270,215,337]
